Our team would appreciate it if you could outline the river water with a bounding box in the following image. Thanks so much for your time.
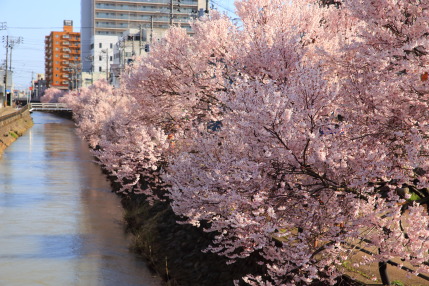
[0,112,162,286]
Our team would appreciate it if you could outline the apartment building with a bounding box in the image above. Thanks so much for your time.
[31,74,47,102]
[81,0,207,73]
[45,20,81,90]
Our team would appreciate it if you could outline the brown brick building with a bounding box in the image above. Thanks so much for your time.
[45,20,81,90]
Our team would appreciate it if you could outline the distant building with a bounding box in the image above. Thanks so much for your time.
[110,27,168,86]
[80,0,207,76]
[32,74,47,102]
[45,20,81,90]
[81,71,106,88]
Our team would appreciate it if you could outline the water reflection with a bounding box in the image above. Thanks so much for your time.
[0,192,50,207]
[0,234,84,259]
[0,112,161,286]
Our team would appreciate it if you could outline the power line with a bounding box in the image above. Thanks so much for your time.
[8,26,94,30]
[210,0,236,16]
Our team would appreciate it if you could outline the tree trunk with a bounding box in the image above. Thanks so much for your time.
[379,261,390,285]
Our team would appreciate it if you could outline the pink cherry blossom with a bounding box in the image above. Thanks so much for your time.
[63,0,429,284]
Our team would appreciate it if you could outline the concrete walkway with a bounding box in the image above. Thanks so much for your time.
[0,106,21,117]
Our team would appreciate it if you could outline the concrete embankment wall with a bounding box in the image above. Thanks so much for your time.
[0,106,34,154]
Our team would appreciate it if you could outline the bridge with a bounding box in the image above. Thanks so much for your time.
[29,103,71,112]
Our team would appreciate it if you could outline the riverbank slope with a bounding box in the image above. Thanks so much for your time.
[117,191,365,286]
[0,106,34,154]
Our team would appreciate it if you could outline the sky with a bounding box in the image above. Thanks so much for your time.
[0,0,235,90]
[0,0,81,89]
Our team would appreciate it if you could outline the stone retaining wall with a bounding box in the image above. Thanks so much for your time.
[0,108,34,154]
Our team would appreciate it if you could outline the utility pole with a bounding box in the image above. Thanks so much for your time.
[139,24,142,56]
[7,37,23,72]
[3,36,9,76]
[31,71,34,102]
[1,23,7,107]
[150,16,154,43]
[35,79,39,102]
[9,44,12,70]
[4,36,23,106]
[72,63,81,89]
[102,49,109,81]
[106,50,109,81]
[74,66,77,89]
[131,33,135,56]
[85,55,94,86]
[122,38,126,67]
[170,0,174,25]
[3,35,9,106]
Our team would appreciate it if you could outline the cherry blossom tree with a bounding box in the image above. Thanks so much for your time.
[40,87,66,103]
[163,0,429,285]
[93,99,170,199]
[64,0,429,284]
[101,14,239,199]
[120,13,238,146]
[327,2,429,283]
[61,80,123,148]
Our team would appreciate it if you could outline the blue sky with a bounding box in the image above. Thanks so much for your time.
[0,0,235,90]
[0,0,81,89]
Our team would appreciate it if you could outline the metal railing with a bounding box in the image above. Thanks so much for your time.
[29,103,71,112]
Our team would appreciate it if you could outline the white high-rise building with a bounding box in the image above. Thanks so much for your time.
[81,0,208,74]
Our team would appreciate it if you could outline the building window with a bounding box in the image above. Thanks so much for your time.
[99,66,102,72]
[99,56,102,61]
[99,43,102,48]
[90,43,94,50]
[110,43,113,48]
[110,56,112,61]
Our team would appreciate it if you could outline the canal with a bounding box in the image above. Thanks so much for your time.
[0,112,162,286]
